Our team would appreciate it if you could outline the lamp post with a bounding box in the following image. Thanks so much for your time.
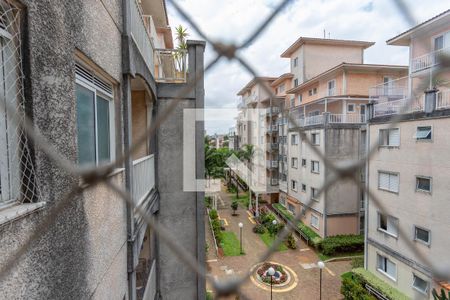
[238,222,243,254]
[317,261,325,300]
[267,266,275,300]
[271,219,277,237]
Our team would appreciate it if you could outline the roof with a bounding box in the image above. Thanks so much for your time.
[286,63,408,94]
[271,73,294,87]
[237,77,277,96]
[387,9,450,46]
[280,37,375,58]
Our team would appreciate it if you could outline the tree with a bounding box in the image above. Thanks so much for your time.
[231,200,238,216]
[433,288,450,300]
[174,25,189,73]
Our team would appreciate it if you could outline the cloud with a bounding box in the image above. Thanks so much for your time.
[167,0,449,134]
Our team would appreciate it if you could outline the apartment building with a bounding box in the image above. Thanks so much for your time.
[365,10,450,299]
[0,1,205,299]
[228,127,239,151]
[280,37,407,238]
[236,77,283,202]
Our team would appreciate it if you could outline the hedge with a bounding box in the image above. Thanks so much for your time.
[272,203,322,247]
[342,268,409,300]
[319,234,364,256]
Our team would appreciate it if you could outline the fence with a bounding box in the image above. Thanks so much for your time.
[0,0,449,299]
[132,155,155,206]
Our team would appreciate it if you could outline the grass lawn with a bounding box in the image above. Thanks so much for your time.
[318,251,364,261]
[259,232,288,251]
[232,192,249,208]
[221,231,243,256]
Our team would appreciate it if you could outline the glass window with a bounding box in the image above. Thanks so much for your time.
[288,203,295,213]
[378,213,398,237]
[414,226,430,245]
[327,80,335,96]
[413,274,429,294]
[311,214,319,229]
[312,133,320,145]
[294,78,299,87]
[416,176,431,192]
[415,126,432,140]
[378,172,399,193]
[301,159,306,167]
[298,94,302,103]
[311,187,318,200]
[301,184,306,192]
[291,180,297,191]
[291,157,298,168]
[311,160,320,173]
[293,57,298,67]
[291,134,298,145]
[377,254,396,280]
[76,81,113,165]
[379,128,400,147]
[347,104,355,112]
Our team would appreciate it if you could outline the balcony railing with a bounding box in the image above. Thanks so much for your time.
[266,143,278,151]
[132,154,155,206]
[436,90,450,110]
[130,0,155,75]
[154,49,187,83]
[411,46,450,73]
[369,76,408,101]
[266,160,278,169]
[244,95,257,105]
[261,107,280,115]
[329,114,366,124]
[373,97,423,117]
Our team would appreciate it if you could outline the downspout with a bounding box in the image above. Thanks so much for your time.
[364,105,371,270]
[323,113,329,238]
[121,0,137,299]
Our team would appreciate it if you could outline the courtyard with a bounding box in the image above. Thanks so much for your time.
[205,182,351,299]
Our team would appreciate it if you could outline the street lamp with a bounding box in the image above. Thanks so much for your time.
[272,220,277,225]
[238,222,243,254]
[317,261,325,300]
[267,266,275,300]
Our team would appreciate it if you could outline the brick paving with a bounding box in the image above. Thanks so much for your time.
[205,182,351,299]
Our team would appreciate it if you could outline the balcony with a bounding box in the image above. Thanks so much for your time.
[266,124,278,133]
[369,77,408,101]
[289,112,366,128]
[244,95,257,105]
[266,143,278,151]
[373,97,423,117]
[411,46,450,73]
[260,107,280,115]
[266,160,278,169]
[436,90,450,110]
[328,114,366,124]
[130,0,187,83]
[132,155,155,206]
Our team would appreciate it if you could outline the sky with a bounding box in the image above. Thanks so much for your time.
[166,0,449,135]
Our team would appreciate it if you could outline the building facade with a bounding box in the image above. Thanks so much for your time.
[0,0,205,299]
[365,10,450,299]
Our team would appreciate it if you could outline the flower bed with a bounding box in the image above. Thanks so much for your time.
[256,262,289,286]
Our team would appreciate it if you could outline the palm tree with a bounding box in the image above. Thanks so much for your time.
[238,144,255,210]
[174,25,189,74]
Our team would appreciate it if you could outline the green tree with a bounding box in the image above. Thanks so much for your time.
[433,288,450,300]
[231,200,238,215]
[174,25,188,73]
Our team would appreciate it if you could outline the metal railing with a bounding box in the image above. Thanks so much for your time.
[142,260,157,300]
[154,49,188,83]
[329,113,366,124]
[130,0,155,75]
[373,97,424,117]
[266,160,278,169]
[369,76,409,100]
[132,155,155,206]
[436,89,450,110]
[412,46,450,73]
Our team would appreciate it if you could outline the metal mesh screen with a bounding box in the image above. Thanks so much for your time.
[0,0,448,298]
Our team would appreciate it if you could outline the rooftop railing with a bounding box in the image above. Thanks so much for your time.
[131,0,155,75]
[411,46,450,73]
[369,76,408,101]
[373,97,423,117]
[154,49,187,83]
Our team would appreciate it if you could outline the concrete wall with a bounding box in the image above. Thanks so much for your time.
[327,214,358,236]
[131,90,150,160]
[367,117,450,288]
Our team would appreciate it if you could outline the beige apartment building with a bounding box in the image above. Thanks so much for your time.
[365,10,450,299]
[236,77,283,203]
[279,37,407,238]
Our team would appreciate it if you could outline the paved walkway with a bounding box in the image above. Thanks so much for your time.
[206,182,351,299]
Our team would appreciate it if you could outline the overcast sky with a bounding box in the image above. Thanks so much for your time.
[166,0,449,135]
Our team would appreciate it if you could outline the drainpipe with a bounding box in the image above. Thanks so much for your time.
[364,116,370,270]
[323,112,330,238]
[122,0,137,299]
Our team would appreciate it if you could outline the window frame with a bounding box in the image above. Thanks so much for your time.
[415,176,432,193]
[291,134,298,145]
[414,225,431,246]
[412,273,429,295]
[376,254,397,281]
[301,184,306,192]
[415,125,432,142]
[75,72,115,166]
[311,187,319,201]
[311,132,320,145]
[310,214,319,229]
[347,103,355,112]
[377,212,399,238]
[291,157,298,169]
[301,158,306,167]
[291,180,297,192]
[327,79,336,96]
[293,57,298,67]
[311,160,320,174]
[377,171,399,194]
[378,128,400,148]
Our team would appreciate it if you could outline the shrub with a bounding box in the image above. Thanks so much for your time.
[253,224,266,234]
[231,200,238,215]
[319,234,364,255]
[285,233,297,249]
[297,222,322,248]
[205,196,212,209]
[351,257,364,269]
[352,268,409,300]
[340,272,375,300]
[260,213,276,226]
[209,209,218,220]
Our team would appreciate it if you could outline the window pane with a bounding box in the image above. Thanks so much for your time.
[97,96,111,163]
[413,275,428,293]
[415,227,429,243]
[417,177,431,191]
[386,260,396,278]
[388,129,400,146]
[76,84,96,165]
[379,214,387,230]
